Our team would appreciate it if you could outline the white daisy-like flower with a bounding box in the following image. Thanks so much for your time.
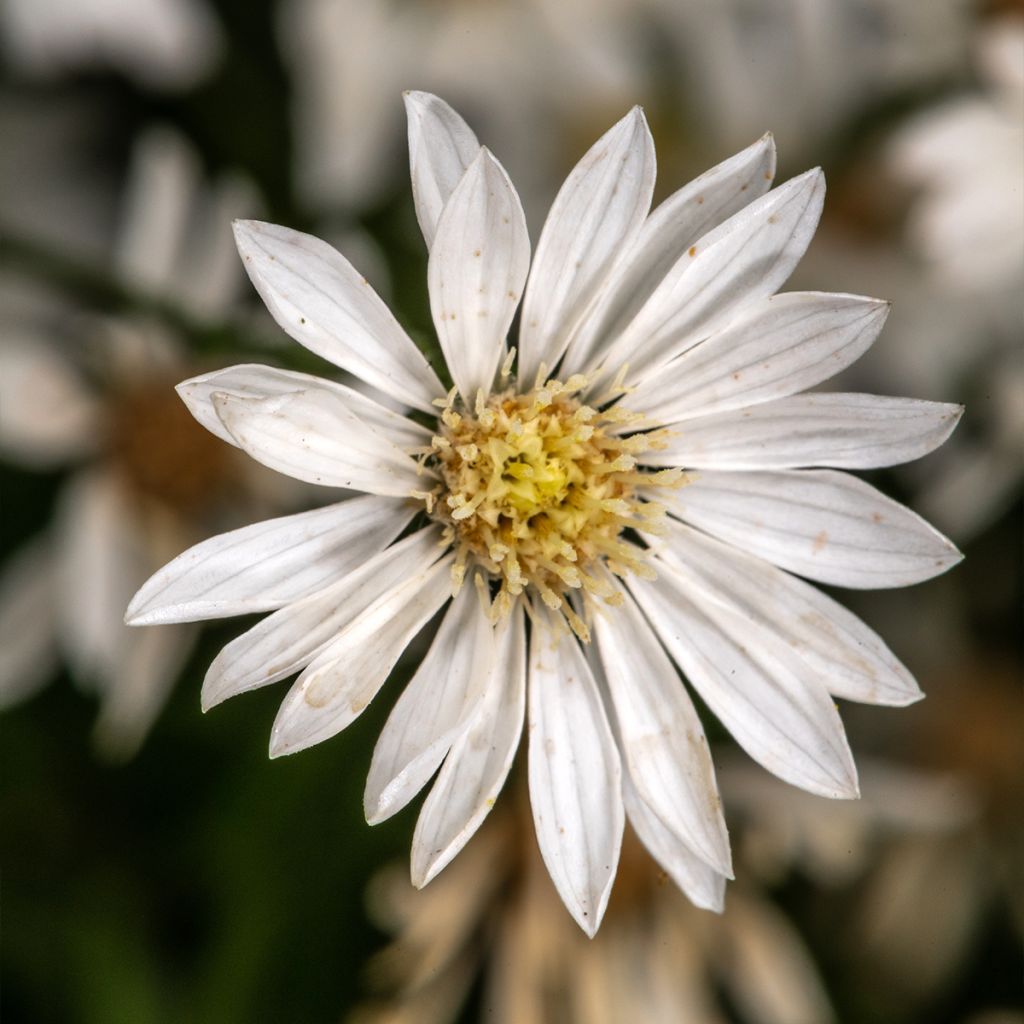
[0,0,222,90]
[890,15,1024,293]
[352,762,972,1024]
[127,92,962,934]
[281,0,644,213]
[0,127,271,757]
[648,0,970,165]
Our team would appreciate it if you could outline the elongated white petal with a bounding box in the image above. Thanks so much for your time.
[631,571,859,799]
[177,363,430,450]
[0,339,100,467]
[201,526,444,710]
[518,107,656,384]
[594,583,731,875]
[641,394,963,470]
[0,538,58,708]
[528,610,623,936]
[365,579,495,823]
[126,496,414,625]
[411,605,526,887]
[651,520,923,706]
[269,554,454,757]
[54,470,140,683]
[623,777,726,913]
[95,621,196,760]
[725,894,838,1024]
[624,292,889,426]
[404,90,481,248]
[597,169,826,387]
[563,133,776,378]
[233,220,443,411]
[213,388,426,495]
[428,148,529,403]
[655,469,962,588]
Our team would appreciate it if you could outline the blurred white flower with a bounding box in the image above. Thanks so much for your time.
[355,814,836,1024]
[891,16,1024,291]
[0,92,118,257]
[351,761,973,1024]
[885,15,1024,538]
[0,0,222,89]
[651,0,971,164]
[280,0,646,214]
[129,93,961,932]
[0,127,273,757]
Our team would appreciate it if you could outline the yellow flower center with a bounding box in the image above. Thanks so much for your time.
[424,372,681,640]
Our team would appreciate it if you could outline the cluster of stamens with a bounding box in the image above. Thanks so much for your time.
[419,366,682,641]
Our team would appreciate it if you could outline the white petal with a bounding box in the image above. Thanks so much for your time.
[528,609,623,936]
[269,553,455,757]
[126,495,415,625]
[177,363,430,450]
[404,90,481,248]
[722,893,836,1024]
[623,777,726,913]
[0,538,58,708]
[595,169,826,387]
[201,526,444,710]
[213,388,426,495]
[233,220,443,411]
[428,148,530,403]
[652,520,923,706]
[623,292,890,426]
[94,621,196,760]
[517,107,656,385]
[411,605,526,887]
[562,133,777,378]
[0,339,100,467]
[641,394,964,470]
[630,569,859,799]
[593,582,731,875]
[365,578,495,823]
[54,470,140,684]
[655,469,963,588]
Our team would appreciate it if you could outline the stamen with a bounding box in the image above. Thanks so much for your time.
[424,370,679,638]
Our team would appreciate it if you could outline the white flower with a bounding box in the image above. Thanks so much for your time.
[127,92,962,934]
[353,762,972,1024]
[891,16,1024,292]
[280,0,645,212]
[0,127,267,757]
[885,15,1024,538]
[0,0,222,90]
[648,0,970,164]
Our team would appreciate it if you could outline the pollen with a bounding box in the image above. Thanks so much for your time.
[425,373,682,639]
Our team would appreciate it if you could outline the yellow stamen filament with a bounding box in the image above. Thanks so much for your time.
[422,373,683,636]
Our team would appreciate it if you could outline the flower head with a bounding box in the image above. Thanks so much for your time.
[0,127,269,758]
[127,92,962,934]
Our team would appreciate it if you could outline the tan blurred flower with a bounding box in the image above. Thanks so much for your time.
[352,760,974,1024]
[0,127,279,756]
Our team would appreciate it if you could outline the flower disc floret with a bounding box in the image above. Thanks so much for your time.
[427,373,680,636]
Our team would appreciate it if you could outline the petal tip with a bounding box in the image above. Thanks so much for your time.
[199,684,225,714]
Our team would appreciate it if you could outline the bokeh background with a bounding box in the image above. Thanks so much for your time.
[1,0,1021,1021]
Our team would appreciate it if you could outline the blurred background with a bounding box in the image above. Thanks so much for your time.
[0,0,1021,1021]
